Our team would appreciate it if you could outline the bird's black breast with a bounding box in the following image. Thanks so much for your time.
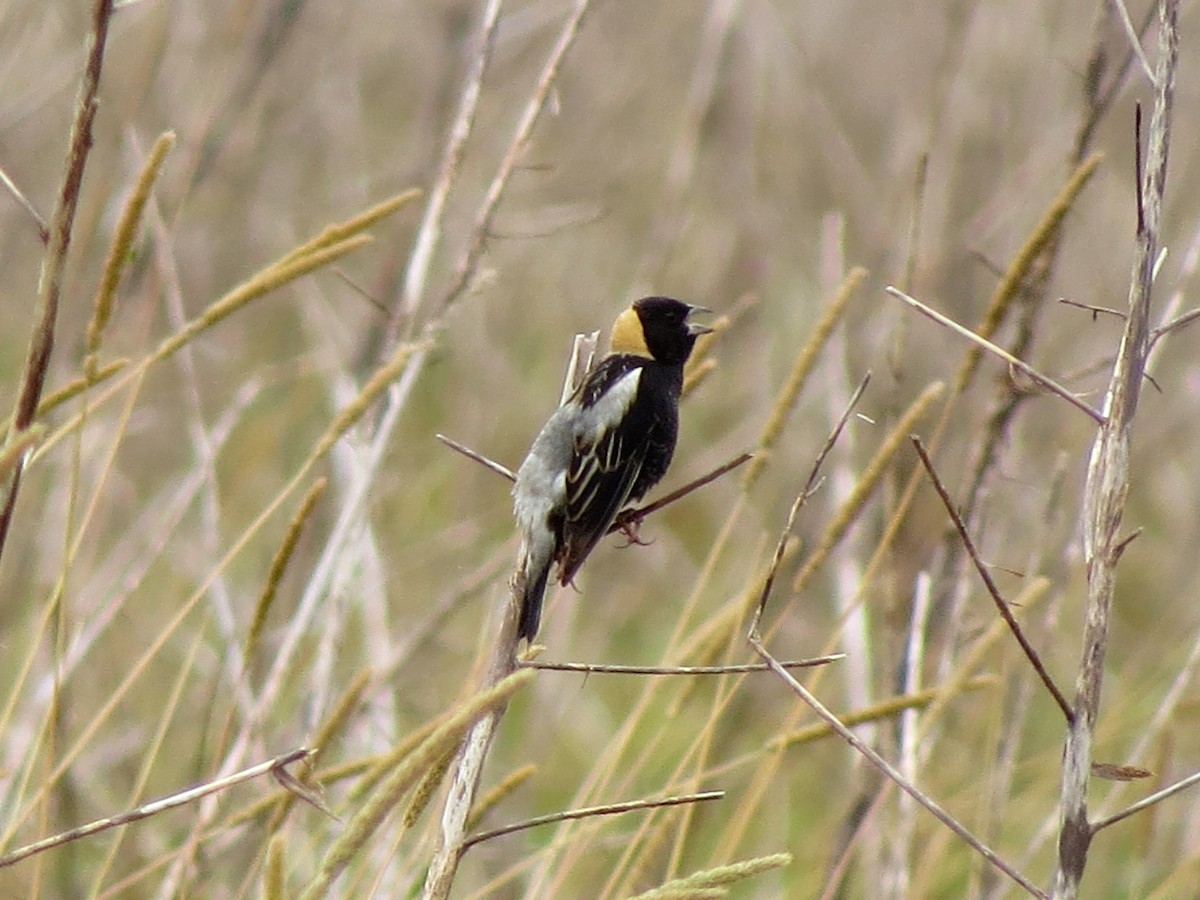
[578,354,683,502]
[628,361,682,500]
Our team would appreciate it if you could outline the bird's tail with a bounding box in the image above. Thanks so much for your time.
[516,542,553,642]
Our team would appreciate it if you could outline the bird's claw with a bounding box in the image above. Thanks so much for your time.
[616,514,652,548]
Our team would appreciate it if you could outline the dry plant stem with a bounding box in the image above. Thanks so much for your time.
[436,434,516,482]
[0,427,45,482]
[1111,0,1157,86]
[462,791,723,851]
[1051,4,1178,896]
[0,162,48,242]
[883,571,932,900]
[561,331,601,402]
[750,372,870,631]
[633,0,740,284]
[911,438,1072,720]
[0,0,115,564]
[420,592,522,900]
[395,0,503,334]
[885,287,1104,424]
[300,671,532,900]
[769,677,995,752]
[747,637,1043,897]
[789,379,939,599]
[1091,769,1200,833]
[0,749,311,869]
[520,655,842,676]
[613,452,752,530]
[435,433,750,529]
[434,0,595,322]
[1059,297,1126,320]
[1149,306,1200,346]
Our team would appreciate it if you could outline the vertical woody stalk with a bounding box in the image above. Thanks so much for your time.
[1050,2,1177,897]
[0,0,115,562]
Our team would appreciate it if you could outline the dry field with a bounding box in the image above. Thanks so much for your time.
[1,2,1199,898]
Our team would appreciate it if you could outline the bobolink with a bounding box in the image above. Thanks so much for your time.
[512,296,711,641]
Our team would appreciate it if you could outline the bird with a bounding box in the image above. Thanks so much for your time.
[512,296,712,642]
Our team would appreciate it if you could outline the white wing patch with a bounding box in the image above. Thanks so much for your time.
[578,368,640,443]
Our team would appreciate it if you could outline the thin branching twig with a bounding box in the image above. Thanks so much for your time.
[747,636,1043,897]
[520,655,843,676]
[1091,769,1200,833]
[885,286,1104,424]
[462,790,724,850]
[0,749,311,869]
[749,372,870,633]
[911,438,1073,721]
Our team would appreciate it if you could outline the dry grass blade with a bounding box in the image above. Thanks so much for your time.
[741,267,865,490]
[627,852,792,899]
[768,677,995,751]
[435,0,596,322]
[0,426,45,482]
[396,0,502,332]
[299,670,532,900]
[87,131,175,360]
[279,189,422,270]
[267,667,373,833]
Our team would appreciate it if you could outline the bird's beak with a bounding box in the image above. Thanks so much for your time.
[686,304,714,336]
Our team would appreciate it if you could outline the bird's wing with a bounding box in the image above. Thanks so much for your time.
[557,424,647,586]
[556,363,648,585]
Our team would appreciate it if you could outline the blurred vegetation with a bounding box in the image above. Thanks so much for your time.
[0,1,1198,898]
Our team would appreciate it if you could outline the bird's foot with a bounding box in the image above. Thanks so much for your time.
[615,513,652,548]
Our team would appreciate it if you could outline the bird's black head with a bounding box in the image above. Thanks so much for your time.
[610,296,711,365]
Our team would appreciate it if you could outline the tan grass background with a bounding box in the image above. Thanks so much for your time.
[1,2,1199,898]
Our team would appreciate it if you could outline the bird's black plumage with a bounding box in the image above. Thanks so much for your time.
[512,296,710,641]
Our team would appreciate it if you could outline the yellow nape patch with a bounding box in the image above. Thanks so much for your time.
[609,307,650,357]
